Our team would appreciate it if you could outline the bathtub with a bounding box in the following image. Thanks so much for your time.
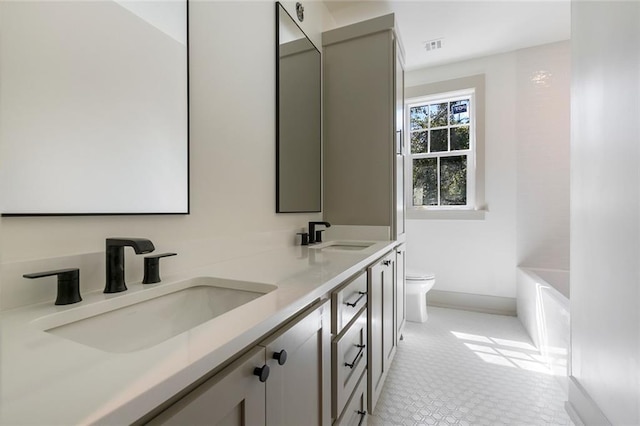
[517,267,570,394]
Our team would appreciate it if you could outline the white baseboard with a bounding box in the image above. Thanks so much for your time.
[566,376,611,426]
[565,401,585,426]
[427,289,516,316]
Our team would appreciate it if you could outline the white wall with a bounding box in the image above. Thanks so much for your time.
[406,51,518,299]
[406,42,570,299]
[0,2,333,307]
[516,42,570,271]
[569,1,640,424]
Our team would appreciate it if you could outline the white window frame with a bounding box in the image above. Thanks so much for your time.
[404,74,486,220]
[406,89,476,210]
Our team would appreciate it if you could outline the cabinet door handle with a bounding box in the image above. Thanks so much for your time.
[344,344,365,369]
[253,365,270,382]
[383,260,391,266]
[345,291,366,308]
[357,410,367,426]
[273,349,287,366]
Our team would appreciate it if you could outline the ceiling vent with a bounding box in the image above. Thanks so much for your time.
[424,38,443,52]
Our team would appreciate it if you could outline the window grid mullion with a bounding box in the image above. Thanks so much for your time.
[447,102,451,153]
[411,151,471,160]
[437,157,441,206]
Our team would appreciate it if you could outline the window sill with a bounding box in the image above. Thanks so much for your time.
[407,208,486,221]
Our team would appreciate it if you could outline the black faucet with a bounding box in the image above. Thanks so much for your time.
[105,237,155,293]
[308,221,331,244]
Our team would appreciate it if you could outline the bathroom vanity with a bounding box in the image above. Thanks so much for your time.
[0,4,409,423]
[0,239,406,425]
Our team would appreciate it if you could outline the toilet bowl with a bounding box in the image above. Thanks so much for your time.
[405,270,435,323]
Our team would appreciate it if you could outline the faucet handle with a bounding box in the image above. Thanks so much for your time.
[23,268,82,305]
[297,232,310,246]
[142,253,177,284]
[314,230,325,243]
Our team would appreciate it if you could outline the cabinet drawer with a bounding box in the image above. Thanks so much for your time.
[332,308,367,418]
[334,370,368,426]
[332,270,367,335]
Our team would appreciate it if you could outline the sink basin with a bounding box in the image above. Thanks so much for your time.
[36,277,276,353]
[310,241,375,251]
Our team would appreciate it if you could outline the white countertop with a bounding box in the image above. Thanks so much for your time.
[0,240,397,425]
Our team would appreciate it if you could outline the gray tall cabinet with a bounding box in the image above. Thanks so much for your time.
[322,14,405,240]
[323,14,406,416]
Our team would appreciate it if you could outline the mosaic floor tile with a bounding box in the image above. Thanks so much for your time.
[369,307,573,426]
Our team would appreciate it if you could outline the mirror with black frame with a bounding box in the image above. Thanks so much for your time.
[0,1,188,215]
[276,2,321,213]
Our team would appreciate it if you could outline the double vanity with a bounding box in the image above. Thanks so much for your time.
[0,237,405,425]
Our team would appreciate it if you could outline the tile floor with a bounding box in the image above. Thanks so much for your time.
[369,307,573,426]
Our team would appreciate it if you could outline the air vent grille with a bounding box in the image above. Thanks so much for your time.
[425,38,443,52]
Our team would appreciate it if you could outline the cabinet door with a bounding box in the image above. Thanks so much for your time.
[323,29,394,227]
[394,38,406,239]
[147,346,267,426]
[395,243,406,341]
[368,252,396,413]
[382,254,397,373]
[261,299,331,426]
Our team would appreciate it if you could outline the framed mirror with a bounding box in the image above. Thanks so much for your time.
[276,2,321,213]
[0,1,189,215]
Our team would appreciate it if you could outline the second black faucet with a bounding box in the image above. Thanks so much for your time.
[308,221,331,244]
[105,237,155,293]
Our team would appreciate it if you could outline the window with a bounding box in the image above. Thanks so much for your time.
[407,89,476,210]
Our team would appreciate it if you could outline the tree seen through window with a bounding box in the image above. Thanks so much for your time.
[409,94,472,207]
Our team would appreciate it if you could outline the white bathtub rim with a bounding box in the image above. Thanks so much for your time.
[519,266,570,300]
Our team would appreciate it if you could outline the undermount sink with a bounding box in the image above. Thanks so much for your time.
[310,240,375,251]
[35,277,276,353]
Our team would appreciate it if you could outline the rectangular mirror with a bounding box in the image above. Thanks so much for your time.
[0,0,189,215]
[276,2,321,213]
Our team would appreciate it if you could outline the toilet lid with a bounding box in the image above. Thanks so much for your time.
[406,270,435,280]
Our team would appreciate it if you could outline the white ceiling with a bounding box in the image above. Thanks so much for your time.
[323,1,571,71]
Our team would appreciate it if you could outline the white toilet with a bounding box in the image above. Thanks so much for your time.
[405,270,436,323]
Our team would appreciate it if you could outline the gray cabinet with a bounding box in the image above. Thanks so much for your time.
[332,271,368,335]
[147,300,331,426]
[395,40,406,238]
[261,299,331,426]
[367,251,396,412]
[395,243,406,341]
[334,369,368,426]
[147,346,267,426]
[323,14,405,240]
[331,270,369,422]
[332,308,367,418]
[143,249,405,426]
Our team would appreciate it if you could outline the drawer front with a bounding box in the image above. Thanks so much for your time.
[334,370,368,426]
[332,270,368,335]
[332,308,367,418]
